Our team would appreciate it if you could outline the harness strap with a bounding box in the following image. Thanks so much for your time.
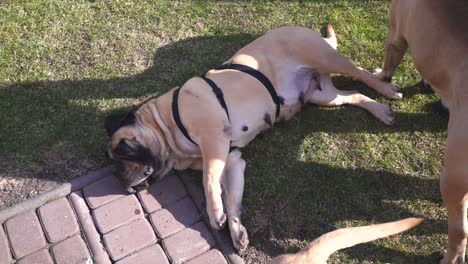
[172,77,230,146]
[172,64,280,149]
[215,63,284,118]
[201,76,230,121]
[172,86,197,145]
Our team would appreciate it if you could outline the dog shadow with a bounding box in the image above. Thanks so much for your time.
[1,33,449,263]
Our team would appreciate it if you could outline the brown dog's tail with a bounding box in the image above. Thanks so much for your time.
[324,24,337,50]
[304,218,423,263]
[269,218,424,264]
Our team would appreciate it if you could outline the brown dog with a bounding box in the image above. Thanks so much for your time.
[105,25,400,251]
[374,1,468,263]
[270,217,423,264]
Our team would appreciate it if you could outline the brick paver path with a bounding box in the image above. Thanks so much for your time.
[0,170,231,264]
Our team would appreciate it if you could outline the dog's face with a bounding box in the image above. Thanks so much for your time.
[104,109,162,192]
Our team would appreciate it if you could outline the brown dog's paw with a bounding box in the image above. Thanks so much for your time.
[439,249,466,264]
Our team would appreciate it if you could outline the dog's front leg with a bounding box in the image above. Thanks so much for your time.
[222,149,249,251]
[374,1,408,83]
[374,30,408,83]
[200,136,230,230]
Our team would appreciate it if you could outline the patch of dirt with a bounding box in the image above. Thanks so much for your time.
[240,230,306,264]
[0,175,60,209]
[0,149,100,210]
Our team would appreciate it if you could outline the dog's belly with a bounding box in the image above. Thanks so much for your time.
[228,65,316,147]
[229,101,273,148]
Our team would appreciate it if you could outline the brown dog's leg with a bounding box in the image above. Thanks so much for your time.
[440,116,468,264]
[440,196,467,264]
[306,73,395,125]
[200,135,230,230]
[374,31,408,83]
[222,149,249,251]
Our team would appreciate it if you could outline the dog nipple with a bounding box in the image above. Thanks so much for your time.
[263,113,272,127]
[242,125,248,132]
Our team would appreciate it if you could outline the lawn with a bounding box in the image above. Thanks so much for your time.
[0,0,448,263]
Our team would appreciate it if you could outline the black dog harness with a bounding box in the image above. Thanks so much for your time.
[172,63,284,146]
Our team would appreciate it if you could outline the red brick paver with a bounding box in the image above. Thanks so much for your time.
[5,210,47,259]
[17,249,54,264]
[69,191,112,264]
[0,170,232,264]
[186,249,228,264]
[103,218,157,261]
[150,197,200,238]
[83,175,126,209]
[38,197,79,243]
[93,194,143,234]
[51,234,90,264]
[0,227,11,263]
[116,244,169,264]
[163,221,216,264]
[138,175,187,213]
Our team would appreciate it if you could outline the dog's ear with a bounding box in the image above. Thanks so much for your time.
[105,109,137,136]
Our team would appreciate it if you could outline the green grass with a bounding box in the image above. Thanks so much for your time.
[0,0,448,263]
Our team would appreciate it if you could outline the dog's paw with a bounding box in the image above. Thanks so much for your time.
[229,218,249,252]
[439,249,447,262]
[383,83,403,99]
[376,104,395,125]
[209,210,227,230]
[125,187,137,194]
[373,68,384,79]
[439,249,465,264]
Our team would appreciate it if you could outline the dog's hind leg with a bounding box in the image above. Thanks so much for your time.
[440,117,468,264]
[323,24,337,50]
[305,73,395,125]
[222,149,249,251]
[304,41,403,99]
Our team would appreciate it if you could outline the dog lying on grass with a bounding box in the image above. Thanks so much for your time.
[105,24,400,251]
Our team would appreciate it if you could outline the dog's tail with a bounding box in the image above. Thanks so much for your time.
[308,217,424,261]
[270,217,424,264]
[324,24,337,50]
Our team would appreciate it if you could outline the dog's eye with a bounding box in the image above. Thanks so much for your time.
[143,165,153,177]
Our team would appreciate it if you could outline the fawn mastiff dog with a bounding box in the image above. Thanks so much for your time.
[270,217,423,264]
[105,25,401,250]
[374,0,468,263]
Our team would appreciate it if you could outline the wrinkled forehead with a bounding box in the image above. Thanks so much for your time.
[110,126,138,148]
